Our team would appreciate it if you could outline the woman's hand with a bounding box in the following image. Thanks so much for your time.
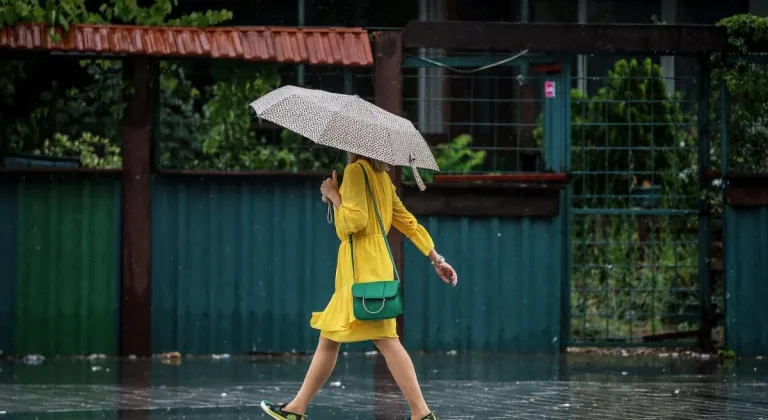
[434,261,458,287]
[428,250,458,287]
[320,170,341,208]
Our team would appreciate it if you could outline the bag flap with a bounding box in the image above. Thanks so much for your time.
[351,281,400,299]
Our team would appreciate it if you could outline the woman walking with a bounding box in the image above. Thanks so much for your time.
[260,154,458,420]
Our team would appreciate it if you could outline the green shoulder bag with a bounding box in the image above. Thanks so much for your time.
[349,163,403,321]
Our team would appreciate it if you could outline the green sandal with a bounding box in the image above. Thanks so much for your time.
[408,413,437,420]
[260,401,306,420]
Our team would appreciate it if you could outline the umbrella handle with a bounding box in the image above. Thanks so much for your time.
[409,154,427,191]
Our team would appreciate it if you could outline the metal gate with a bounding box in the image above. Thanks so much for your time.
[567,57,707,347]
[400,51,549,174]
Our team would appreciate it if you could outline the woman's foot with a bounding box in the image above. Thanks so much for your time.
[410,413,437,420]
[260,401,306,420]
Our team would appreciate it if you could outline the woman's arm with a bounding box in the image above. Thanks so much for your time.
[321,165,368,233]
[391,183,434,255]
[391,183,458,286]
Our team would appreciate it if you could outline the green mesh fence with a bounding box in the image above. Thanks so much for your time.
[569,57,704,346]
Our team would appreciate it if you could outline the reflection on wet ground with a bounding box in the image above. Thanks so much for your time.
[1,353,767,419]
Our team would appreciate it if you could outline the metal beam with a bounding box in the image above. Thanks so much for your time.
[404,21,734,54]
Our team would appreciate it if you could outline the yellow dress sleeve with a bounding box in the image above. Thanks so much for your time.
[337,164,369,235]
[391,182,435,255]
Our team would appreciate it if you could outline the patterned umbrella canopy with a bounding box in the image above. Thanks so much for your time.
[250,85,438,190]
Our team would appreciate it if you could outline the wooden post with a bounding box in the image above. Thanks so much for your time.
[375,30,405,339]
[120,57,153,358]
[373,31,405,420]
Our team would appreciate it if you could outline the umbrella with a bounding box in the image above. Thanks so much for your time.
[249,85,438,191]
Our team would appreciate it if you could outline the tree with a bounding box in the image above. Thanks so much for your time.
[0,1,487,176]
[572,58,695,208]
[714,14,768,174]
[0,0,240,168]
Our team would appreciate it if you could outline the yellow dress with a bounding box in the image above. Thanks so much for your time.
[310,160,435,342]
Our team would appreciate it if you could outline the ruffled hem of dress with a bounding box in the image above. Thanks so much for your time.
[310,312,356,333]
[320,329,398,343]
[309,291,356,332]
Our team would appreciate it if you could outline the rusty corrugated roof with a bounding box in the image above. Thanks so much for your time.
[0,23,373,66]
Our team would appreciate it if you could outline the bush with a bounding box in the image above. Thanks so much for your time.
[34,132,122,169]
[571,216,699,341]
[402,134,486,183]
[536,58,696,209]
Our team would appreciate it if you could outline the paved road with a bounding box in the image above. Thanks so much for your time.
[1,354,767,419]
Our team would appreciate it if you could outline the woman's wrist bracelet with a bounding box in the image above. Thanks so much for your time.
[431,255,445,266]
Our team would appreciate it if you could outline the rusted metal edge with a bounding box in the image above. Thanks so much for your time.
[728,183,768,207]
[725,172,768,183]
[0,168,122,176]
[402,183,561,218]
[406,182,564,191]
[704,171,768,183]
[432,172,569,184]
[156,169,329,178]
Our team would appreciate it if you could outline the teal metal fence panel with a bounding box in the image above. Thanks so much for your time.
[15,175,121,356]
[0,175,121,356]
[725,206,768,357]
[152,175,361,354]
[403,215,563,353]
[0,179,18,355]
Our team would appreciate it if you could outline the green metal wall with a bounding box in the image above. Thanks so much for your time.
[403,215,564,353]
[725,206,768,357]
[152,176,564,354]
[152,175,354,354]
[0,175,121,356]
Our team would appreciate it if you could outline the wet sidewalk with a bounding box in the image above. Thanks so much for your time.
[1,353,767,419]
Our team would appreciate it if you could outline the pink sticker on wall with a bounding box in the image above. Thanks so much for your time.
[545,81,556,98]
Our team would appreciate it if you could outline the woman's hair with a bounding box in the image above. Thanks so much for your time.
[347,152,390,173]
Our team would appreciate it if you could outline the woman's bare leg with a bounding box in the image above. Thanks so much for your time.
[283,336,341,414]
[374,338,431,419]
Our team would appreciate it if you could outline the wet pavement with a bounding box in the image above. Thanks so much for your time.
[1,352,768,419]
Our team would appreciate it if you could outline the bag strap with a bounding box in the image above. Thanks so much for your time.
[349,162,401,284]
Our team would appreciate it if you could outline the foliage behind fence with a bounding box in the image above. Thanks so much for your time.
[559,57,701,344]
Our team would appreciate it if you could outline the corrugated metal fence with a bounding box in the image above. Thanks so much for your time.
[725,206,768,357]
[0,174,121,356]
[4,172,766,356]
[403,216,562,353]
[151,175,344,354]
[150,175,564,355]
[1,172,564,356]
